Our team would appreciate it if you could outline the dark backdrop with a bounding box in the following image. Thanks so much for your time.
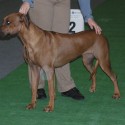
[71,0,106,9]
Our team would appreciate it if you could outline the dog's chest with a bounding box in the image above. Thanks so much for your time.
[23,47,36,64]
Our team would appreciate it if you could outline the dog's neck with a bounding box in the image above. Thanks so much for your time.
[18,22,43,47]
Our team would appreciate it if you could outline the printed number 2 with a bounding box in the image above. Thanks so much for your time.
[69,22,76,34]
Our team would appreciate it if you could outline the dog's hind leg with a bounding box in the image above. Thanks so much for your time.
[98,55,120,99]
[82,54,97,93]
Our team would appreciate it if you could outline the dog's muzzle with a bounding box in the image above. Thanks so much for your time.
[0,28,5,38]
[0,26,13,39]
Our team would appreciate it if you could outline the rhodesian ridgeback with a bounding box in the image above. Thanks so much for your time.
[0,13,120,112]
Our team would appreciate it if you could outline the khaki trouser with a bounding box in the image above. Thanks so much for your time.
[28,0,75,92]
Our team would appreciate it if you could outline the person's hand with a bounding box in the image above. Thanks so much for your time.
[87,18,102,35]
[19,2,30,15]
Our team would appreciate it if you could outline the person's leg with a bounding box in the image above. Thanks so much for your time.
[29,0,54,31]
[28,0,55,99]
[52,0,84,99]
[56,64,75,92]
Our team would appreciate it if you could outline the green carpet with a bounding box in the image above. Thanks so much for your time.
[0,0,125,125]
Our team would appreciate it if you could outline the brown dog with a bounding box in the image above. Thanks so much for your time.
[0,13,120,112]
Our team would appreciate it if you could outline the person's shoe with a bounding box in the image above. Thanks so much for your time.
[61,87,85,100]
[37,89,47,99]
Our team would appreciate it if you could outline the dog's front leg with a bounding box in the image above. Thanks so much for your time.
[43,65,55,112]
[26,64,40,110]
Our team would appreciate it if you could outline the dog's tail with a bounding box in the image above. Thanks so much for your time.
[90,60,99,80]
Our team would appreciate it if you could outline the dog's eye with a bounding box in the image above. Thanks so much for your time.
[6,21,11,25]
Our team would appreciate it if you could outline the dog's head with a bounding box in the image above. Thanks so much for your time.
[0,12,30,38]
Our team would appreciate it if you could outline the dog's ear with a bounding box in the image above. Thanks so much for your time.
[19,13,30,29]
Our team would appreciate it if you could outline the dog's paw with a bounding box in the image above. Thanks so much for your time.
[26,103,36,110]
[43,105,53,112]
[89,87,96,93]
[112,93,120,99]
